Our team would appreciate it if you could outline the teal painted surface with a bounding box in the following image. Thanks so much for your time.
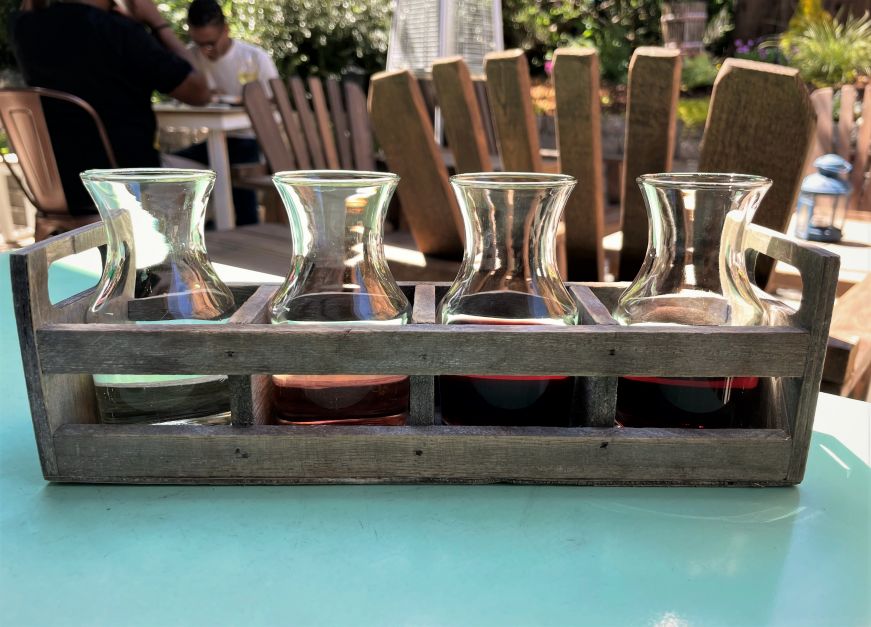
[1,253,869,627]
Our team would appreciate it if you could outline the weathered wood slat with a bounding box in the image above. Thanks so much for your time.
[36,323,809,377]
[326,78,354,169]
[51,423,793,484]
[836,84,857,161]
[807,87,834,175]
[432,56,492,174]
[553,48,605,281]
[850,87,871,212]
[484,49,542,172]
[289,76,327,169]
[369,70,464,257]
[344,80,376,172]
[308,77,340,169]
[699,59,816,288]
[242,81,294,171]
[270,77,311,170]
[618,47,681,281]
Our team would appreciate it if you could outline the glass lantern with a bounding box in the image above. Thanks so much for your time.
[795,154,852,243]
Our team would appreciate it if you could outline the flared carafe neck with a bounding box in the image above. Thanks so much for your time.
[440,173,578,325]
[270,171,409,324]
[615,173,772,326]
[82,169,234,321]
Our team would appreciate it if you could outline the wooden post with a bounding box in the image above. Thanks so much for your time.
[369,70,464,258]
[618,47,681,281]
[553,48,605,281]
[849,87,870,212]
[484,49,543,172]
[699,59,816,288]
[432,56,492,174]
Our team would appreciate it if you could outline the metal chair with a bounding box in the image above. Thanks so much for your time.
[0,87,117,241]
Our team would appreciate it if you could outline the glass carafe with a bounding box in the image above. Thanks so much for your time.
[82,168,236,425]
[613,173,771,428]
[438,173,578,426]
[269,171,411,425]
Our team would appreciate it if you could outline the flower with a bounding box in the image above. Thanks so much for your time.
[544,59,553,76]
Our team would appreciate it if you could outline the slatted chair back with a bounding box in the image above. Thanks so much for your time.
[0,87,117,240]
[269,76,377,173]
[242,81,295,172]
[806,84,871,213]
[369,69,464,259]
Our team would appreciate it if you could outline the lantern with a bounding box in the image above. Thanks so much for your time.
[795,154,852,243]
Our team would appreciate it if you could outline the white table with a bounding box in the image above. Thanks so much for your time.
[154,104,251,231]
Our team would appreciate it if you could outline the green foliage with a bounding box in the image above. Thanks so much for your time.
[680,52,719,93]
[159,0,392,77]
[502,0,662,83]
[779,11,871,87]
[677,97,709,129]
[0,0,392,78]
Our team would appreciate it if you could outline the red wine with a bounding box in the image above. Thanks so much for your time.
[441,375,574,426]
[615,376,761,429]
[272,374,409,425]
[440,301,574,426]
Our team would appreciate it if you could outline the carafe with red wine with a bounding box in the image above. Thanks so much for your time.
[269,171,411,425]
[437,173,579,426]
[612,173,773,429]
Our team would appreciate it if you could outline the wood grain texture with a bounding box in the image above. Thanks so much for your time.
[308,77,340,169]
[571,285,617,325]
[744,222,840,482]
[850,87,871,212]
[10,224,109,477]
[836,84,857,161]
[618,47,681,281]
[344,80,376,171]
[553,48,605,281]
[51,423,793,485]
[484,49,542,172]
[289,76,327,169]
[699,59,816,288]
[242,81,294,172]
[368,70,464,257]
[37,323,809,377]
[570,284,617,426]
[326,78,353,169]
[270,77,311,170]
[807,87,833,176]
[432,56,492,174]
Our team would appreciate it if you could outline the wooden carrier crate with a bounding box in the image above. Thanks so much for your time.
[11,222,839,486]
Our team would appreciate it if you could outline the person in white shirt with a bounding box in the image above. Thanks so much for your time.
[175,0,279,225]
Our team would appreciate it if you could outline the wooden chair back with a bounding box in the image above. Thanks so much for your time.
[368,70,464,258]
[806,84,871,213]
[242,81,295,172]
[270,76,376,173]
[429,50,815,286]
[0,87,116,240]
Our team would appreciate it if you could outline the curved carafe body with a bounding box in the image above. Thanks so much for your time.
[613,173,772,428]
[82,168,235,425]
[269,171,410,425]
[438,173,578,426]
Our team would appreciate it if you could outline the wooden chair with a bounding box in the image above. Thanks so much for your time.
[427,50,815,287]
[0,87,117,241]
[805,84,870,212]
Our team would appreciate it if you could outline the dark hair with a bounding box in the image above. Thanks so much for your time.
[187,0,225,27]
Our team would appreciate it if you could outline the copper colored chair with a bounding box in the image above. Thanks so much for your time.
[0,87,117,241]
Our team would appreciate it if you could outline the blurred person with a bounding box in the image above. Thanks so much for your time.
[9,0,210,217]
[176,0,280,226]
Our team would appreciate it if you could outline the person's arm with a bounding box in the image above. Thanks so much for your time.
[116,0,210,105]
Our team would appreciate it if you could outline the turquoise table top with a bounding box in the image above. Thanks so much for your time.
[1,252,869,627]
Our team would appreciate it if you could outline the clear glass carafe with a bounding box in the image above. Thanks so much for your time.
[269,171,411,425]
[613,173,772,428]
[438,173,578,426]
[82,168,236,425]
